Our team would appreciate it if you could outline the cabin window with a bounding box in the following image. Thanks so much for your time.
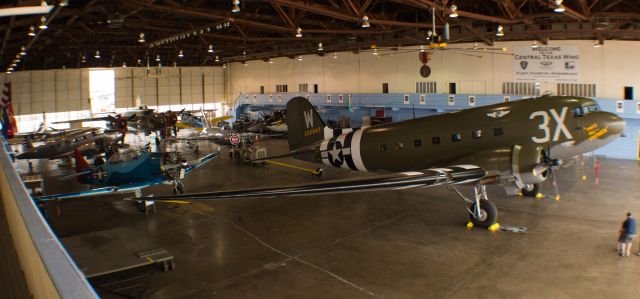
[452,133,462,142]
[494,127,504,136]
[394,142,405,149]
[414,139,422,147]
[379,144,387,151]
[432,137,441,145]
[472,130,482,139]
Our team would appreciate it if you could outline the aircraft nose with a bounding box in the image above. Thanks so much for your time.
[604,112,625,137]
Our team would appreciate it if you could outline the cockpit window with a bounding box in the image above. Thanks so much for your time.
[573,104,600,117]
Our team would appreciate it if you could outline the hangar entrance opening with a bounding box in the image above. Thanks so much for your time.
[89,69,115,114]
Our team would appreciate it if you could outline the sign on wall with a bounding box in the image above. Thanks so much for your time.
[419,95,426,105]
[513,45,580,82]
[468,95,476,106]
[403,94,410,104]
[326,95,331,103]
[617,100,624,113]
[338,94,344,103]
[252,95,257,102]
[448,95,455,106]
[268,95,273,102]
[277,95,282,102]
[504,96,510,102]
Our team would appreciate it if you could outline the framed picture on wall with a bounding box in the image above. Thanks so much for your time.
[419,95,426,105]
[636,102,640,114]
[403,94,410,104]
[468,95,476,106]
[448,95,455,106]
[616,100,624,113]
[269,95,273,102]
[252,95,257,102]
[277,95,282,102]
[503,96,510,103]
[326,95,332,103]
[338,94,344,103]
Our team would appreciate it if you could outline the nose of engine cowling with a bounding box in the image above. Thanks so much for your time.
[602,112,625,137]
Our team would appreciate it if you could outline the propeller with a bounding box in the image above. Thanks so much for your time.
[162,152,187,194]
[541,143,561,201]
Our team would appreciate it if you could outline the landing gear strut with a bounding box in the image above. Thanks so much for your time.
[452,184,498,229]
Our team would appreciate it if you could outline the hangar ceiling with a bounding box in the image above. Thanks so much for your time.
[2,0,640,71]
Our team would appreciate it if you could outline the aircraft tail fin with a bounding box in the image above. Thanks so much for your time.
[286,97,326,152]
[74,149,90,173]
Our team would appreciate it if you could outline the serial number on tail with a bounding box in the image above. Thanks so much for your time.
[304,127,321,137]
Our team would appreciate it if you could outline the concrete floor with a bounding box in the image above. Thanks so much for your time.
[15,139,640,298]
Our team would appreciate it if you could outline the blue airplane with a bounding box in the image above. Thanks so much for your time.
[33,148,219,202]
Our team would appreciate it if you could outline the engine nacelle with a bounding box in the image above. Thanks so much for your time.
[452,145,549,195]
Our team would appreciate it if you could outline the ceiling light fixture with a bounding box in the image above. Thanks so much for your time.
[208,44,214,53]
[532,40,538,48]
[173,62,177,67]
[496,25,504,37]
[473,42,479,50]
[268,58,274,64]
[242,61,248,66]
[6,70,11,74]
[59,0,69,6]
[295,27,302,38]
[361,15,370,28]
[318,42,323,51]
[553,0,565,12]
[242,50,246,57]
[231,0,240,13]
[222,63,227,69]
[19,46,26,56]
[39,16,48,29]
[28,26,36,36]
[332,52,338,59]
[297,55,303,61]
[419,45,426,52]
[449,4,458,18]
[94,50,100,59]
[81,54,86,63]
[178,50,184,58]
[122,62,127,67]
[138,32,145,43]
[594,40,602,48]
[156,54,161,62]
[215,55,220,62]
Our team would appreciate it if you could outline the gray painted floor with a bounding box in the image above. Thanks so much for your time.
[18,139,640,298]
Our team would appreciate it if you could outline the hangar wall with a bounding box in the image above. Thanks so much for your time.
[228,40,638,101]
[0,66,225,132]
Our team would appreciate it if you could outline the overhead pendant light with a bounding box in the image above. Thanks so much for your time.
[178,50,184,58]
[122,62,127,67]
[59,0,69,6]
[553,0,565,12]
[473,42,479,50]
[208,44,214,53]
[222,63,227,69]
[295,27,302,38]
[532,40,538,48]
[39,16,48,29]
[361,15,370,28]
[332,52,338,59]
[231,0,240,13]
[28,26,36,36]
[173,61,177,67]
[242,61,248,66]
[317,42,323,51]
[138,32,145,43]
[297,55,303,61]
[496,25,504,37]
[6,70,11,74]
[594,40,602,48]
[94,50,100,59]
[81,54,86,63]
[215,55,220,62]
[449,4,458,18]
[156,54,161,62]
[268,58,274,64]
[419,45,426,52]
[19,46,26,56]
[242,50,247,58]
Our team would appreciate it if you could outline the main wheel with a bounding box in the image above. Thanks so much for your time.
[521,183,540,197]
[468,200,498,228]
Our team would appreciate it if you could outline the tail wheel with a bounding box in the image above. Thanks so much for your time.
[521,183,540,197]
[468,200,498,229]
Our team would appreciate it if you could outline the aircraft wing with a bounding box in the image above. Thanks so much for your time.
[128,165,486,202]
[183,151,220,175]
[52,116,113,124]
[33,179,165,202]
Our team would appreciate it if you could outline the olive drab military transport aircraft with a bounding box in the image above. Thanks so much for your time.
[131,95,624,228]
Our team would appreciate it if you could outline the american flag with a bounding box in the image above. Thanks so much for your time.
[1,81,17,138]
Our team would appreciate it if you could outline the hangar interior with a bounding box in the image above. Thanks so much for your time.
[1,1,640,298]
